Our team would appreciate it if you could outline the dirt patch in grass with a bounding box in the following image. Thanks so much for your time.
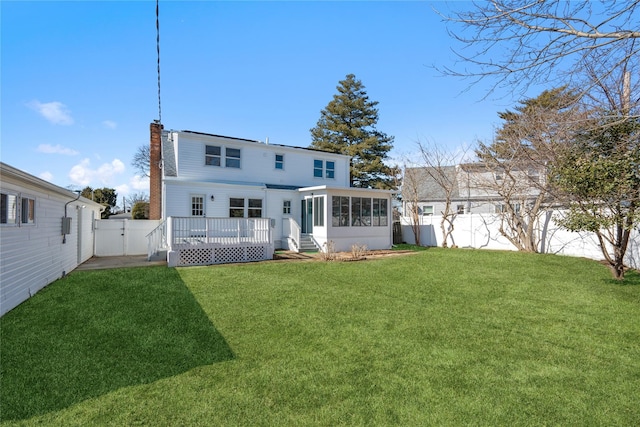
[273,249,418,262]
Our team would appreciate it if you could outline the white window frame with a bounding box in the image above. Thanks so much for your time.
[275,154,284,170]
[190,194,205,217]
[0,192,18,226]
[422,205,434,216]
[332,196,349,227]
[229,198,244,218]
[20,195,36,225]
[325,161,335,179]
[313,159,323,178]
[205,145,221,166]
[225,147,241,168]
[372,198,388,227]
[248,198,262,218]
[313,196,324,227]
[229,198,263,218]
[283,200,291,215]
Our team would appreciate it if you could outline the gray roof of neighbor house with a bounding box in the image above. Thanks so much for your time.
[402,166,461,201]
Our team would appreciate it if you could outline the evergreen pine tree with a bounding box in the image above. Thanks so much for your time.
[310,74,397,189]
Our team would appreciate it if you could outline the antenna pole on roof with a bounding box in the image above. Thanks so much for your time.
[156,0,162,124]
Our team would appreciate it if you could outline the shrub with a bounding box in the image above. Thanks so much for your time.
[131,202,149,220]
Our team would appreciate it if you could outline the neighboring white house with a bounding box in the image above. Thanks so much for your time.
[402,163,546,217]
[0,162,103,316]
[400,163,640,268]
[148,123,394,266]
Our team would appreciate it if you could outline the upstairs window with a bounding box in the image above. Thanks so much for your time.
[225,148,241,168]
[314,159,323,178]
[275,154,284,170]
[326,161,335,179]
[205,145,221,166]
[422,205,434,216]
[314,159,335,179]
[205,145,241,168]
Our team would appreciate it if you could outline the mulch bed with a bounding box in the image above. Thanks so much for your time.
[273,250,417,262]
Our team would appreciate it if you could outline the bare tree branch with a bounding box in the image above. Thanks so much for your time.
[438,0,640,98]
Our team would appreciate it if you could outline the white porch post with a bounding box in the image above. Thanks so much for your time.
[166,216,179,267]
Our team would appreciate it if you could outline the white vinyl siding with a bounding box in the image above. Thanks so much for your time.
[1,164,101,316]
[173,132,350,188]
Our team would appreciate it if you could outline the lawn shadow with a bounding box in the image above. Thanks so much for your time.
[0,267,235,422]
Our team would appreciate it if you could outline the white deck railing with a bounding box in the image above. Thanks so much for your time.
[167,217,272,247]
[283,217,301,251]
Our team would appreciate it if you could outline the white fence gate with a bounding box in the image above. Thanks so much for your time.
[94,219,162,256]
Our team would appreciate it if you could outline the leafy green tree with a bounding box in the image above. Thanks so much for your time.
[81,187,117,219]
[552,113,640,279]
[310,74,398,189]
[131,202,150,220]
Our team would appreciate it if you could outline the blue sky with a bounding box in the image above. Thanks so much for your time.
[2,1,518,202]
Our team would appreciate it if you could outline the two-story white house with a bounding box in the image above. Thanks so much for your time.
[148,122,393,266]
[402,163,547,217]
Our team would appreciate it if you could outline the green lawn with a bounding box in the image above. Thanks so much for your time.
[1,249,639,426]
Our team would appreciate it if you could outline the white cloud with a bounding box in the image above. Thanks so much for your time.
[130,175,149,191]
[112,176,149,201]
[69,158,126,187]
[39,171,54,182]
[37,143,79,156]
[102,120,117,129]
[27,100,74,125]
[115,184,131,198]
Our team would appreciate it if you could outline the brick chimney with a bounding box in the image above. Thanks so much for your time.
[149,121,163,220]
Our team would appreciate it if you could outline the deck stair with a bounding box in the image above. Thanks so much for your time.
[298,234,320,252]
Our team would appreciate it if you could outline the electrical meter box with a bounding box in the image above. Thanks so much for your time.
[61,217,72,235]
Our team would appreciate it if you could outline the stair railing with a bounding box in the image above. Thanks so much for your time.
[146,219,167,260]
[284,217,301,252]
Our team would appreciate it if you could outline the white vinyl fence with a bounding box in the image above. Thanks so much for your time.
[94,219,162,256]
[400,210,640,269]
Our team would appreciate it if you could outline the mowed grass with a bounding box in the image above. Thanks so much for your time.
[1,249,639,426]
